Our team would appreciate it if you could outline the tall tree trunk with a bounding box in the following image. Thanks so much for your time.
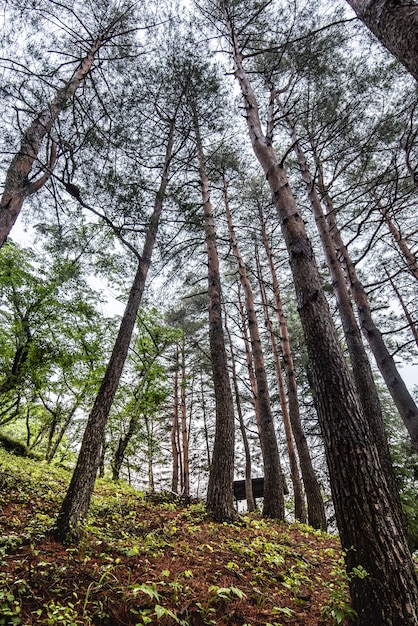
[0,317,32,395]
[200,370,212,470]
[258,205,326,530]
[237,288,259,418]
[171,347,180,493]
[224,306,256,513]
[194,118,236,522]
[112,363,158,481]
[46,401,80,464]
[223,176,284,519]
[281,102,402,512]
[145,415,155,493]
[98,436,108,479]
[45,406,60,462]
[225,18,418,624]
[0,37,106,246]
[255,244,306,523]
[344,0,418,82]
[180,337,190,496]
[53,122,175,542]
[315,161,418,453]
[111,414,140,481]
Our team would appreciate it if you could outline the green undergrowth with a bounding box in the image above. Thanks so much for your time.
[0,449,357,625]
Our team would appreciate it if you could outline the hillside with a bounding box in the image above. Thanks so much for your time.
[0,449,353,625]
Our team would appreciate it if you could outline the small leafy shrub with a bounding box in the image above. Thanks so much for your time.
[0,589,21,625]
[0,535,23,560]
[320,558,365,624]
[0,433,29,457]
[36,601,79,625]
[208,585,246,602]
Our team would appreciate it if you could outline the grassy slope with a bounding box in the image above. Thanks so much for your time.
[0,449,354,625]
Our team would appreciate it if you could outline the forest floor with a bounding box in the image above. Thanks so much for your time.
[0,449,355,626]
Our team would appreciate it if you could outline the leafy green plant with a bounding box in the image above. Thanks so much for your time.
[25,511,55,538]
[179,501,207,522]
[39,601,80,625]
[82,564,117,622]
[320,558,364,624]
[250,586,268,608]
[0,433,29,457]
[208,585,246,601]
[195,601,217,625]
[0,535,23,560]
[0,447,353,625]
[0,588,22,625]
[320,599,358,625]
[272,605,295,617]
[131,582,161,602]
[281,567,311,594]
[129,607,153,624]
[154,604,182,622]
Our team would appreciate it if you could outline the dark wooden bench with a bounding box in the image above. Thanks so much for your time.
[233,477,264,501]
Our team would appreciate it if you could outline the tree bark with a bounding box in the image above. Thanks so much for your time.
[53,121,175,542]
[194,118,236,522]
[111,412,140,481]
[200,370,212,470]
[0,315,32,395]
[180,337,190,496]
[224,308,256,513]
[171,347,180,493]
[281,103,403,513]
[258,205,326,530]
[315,163,418,453]
[345,0,418,82]
[0,38,103,247]
[223,177,285,519]
[237,288,260,418]
[144,414,155,493]
[255,244,306,523]
[225,17,418,624]
[45,400,80,464]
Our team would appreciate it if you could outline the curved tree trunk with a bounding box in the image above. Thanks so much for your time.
[54,122,175,542]
[0,37,104,247]
[225,16,418,624]
[345,0,418,82]
[223,175,284,520]
[194,118,236,522]
[258,205,326,530]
